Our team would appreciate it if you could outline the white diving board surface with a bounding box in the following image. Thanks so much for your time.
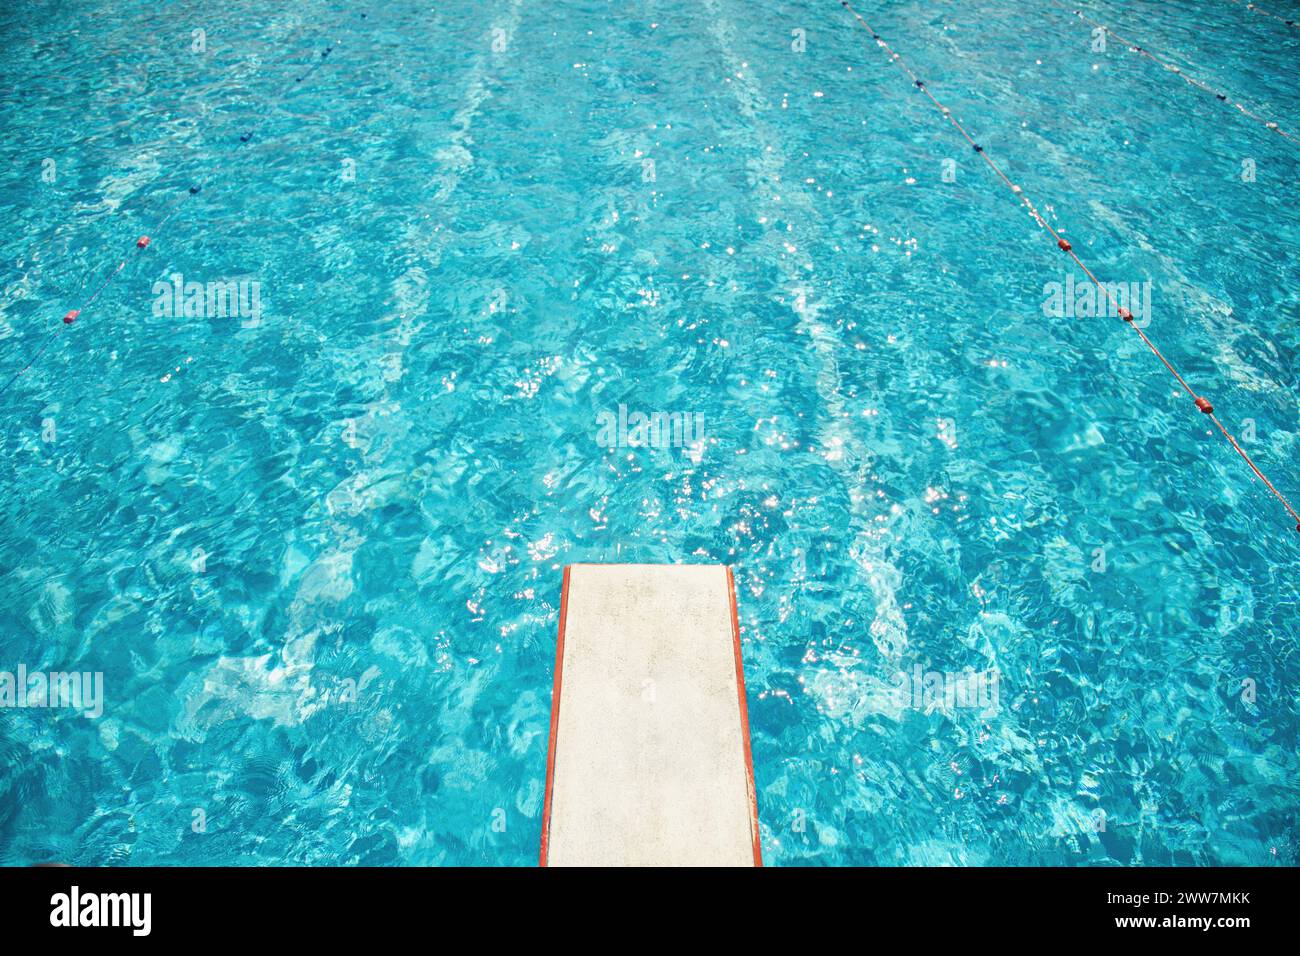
[540,564,761,867]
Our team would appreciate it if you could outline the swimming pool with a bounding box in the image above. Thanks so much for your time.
[1,0,1297,866]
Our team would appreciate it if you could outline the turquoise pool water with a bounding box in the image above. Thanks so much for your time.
[1,0,1298,866]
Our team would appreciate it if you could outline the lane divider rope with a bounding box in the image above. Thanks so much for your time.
[0,9,369,400]
[1047,0,1298,146]
[1225,0,1300,30]
[837,0,1300,533]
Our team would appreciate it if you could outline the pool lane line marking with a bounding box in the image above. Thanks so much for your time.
[425,0,525,203]
[837,0,1300,534]
[0,9,370,402]
[1047,0,1299,147]
[237,2,529,688]
[321,0,528,626]
[1224,0,1300,31]
[705,0,914,670]
[367,0,526,406]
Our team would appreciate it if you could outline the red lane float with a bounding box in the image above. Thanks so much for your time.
[0,11,365,400]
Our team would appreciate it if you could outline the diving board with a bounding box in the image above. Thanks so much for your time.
[540,564,762,867]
